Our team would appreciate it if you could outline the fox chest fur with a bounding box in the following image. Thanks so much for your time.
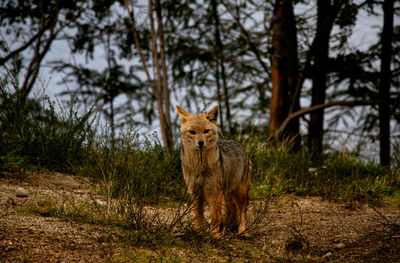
[181,140,250,195]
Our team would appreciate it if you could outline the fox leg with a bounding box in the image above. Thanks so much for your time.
[236,192,248,237]
[193,191,205,231]
[236,161,252,237]
[223,193,238,229]
[207,190,224,239]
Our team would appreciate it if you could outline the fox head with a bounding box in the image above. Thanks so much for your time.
[176,105,219,151]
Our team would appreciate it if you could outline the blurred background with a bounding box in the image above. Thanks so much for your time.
[1,0,399,166]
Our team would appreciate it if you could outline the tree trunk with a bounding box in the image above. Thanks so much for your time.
[307,0,342,156]
[214,60,225,133]
[379,0,394,166]
[109,92,115,149]
[269,0,299,142]
[155,0,173,152]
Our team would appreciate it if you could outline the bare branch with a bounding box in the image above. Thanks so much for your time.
[276,99,385,137]
[123,0,159,101]
[224,2,270,74]
[20,0,61,102]
[1,31,40,66]
[124,0,172,151]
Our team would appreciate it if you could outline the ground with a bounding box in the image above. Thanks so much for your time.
[0,172,399,262]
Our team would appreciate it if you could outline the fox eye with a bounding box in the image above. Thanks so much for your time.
[204,129,210,134]
[189,130,196,135]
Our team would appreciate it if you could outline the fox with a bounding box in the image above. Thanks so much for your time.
[176,105,252,238]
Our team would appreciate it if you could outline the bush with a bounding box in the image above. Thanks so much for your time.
[82,129,186,204]
[0,61,95,173]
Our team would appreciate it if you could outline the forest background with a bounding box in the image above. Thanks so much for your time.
[1,0,400,167]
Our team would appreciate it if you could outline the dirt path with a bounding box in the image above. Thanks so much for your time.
[1,172,118,262]
[1,172,399,262]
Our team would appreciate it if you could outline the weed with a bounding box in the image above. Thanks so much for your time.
[336,205,400,262]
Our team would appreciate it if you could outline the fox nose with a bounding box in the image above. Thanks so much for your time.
[198,140,204,148]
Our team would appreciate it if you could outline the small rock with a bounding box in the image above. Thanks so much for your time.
[16,187,28,198]
[324,252,333,257]
[335,243,345,249]
[94,199,107,206]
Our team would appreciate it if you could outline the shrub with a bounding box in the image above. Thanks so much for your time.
[0,61,95,173]
[82,128,186,204]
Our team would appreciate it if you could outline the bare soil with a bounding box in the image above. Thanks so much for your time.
[1,171,399,262]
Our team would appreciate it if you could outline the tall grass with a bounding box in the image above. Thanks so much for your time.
[82,127,186,204]
[245,135,399,203]
[0,62,95,174]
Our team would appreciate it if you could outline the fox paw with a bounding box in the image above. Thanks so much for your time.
[238,231,250,239]
[211,232,221,239]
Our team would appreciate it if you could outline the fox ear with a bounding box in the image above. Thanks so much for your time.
[205,105,219,124]
[176,105,190,122]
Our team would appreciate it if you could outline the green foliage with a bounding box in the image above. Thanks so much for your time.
[0,63,96,173]
[0,95,95,173]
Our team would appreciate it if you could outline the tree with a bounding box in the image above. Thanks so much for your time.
[378,0,395,166]
[271,0,400,166]
[268,0,300,144]
[308,0,347,155]
[166,0,273,133]
[211,0,231,134]
[51,0,146,143]
[2,0,399,161]
[0,0,90,103]
[125,0,173,152]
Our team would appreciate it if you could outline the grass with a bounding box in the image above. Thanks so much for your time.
[243,135,400,206]
[1,81,399,205]
[81,131,186,205]
[0,93,95,174]
[1,82,399,206]
[18,182,400,262]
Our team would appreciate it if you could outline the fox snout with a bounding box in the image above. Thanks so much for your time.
[198,140,204,149]
[195,133,205,149]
